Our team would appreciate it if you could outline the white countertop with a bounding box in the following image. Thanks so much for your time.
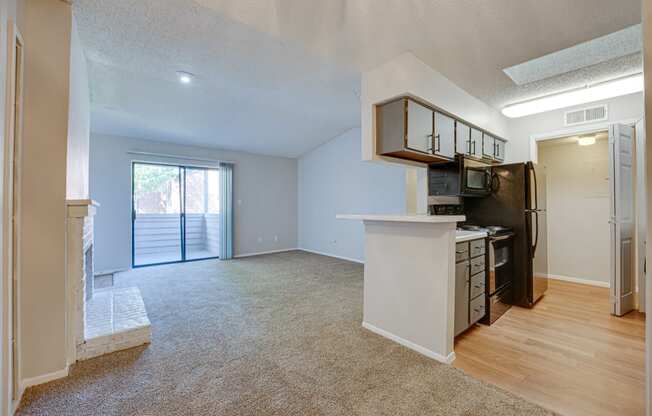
[455,230,488,242]
[336,214,465,223]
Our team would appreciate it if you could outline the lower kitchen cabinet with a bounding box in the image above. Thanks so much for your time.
[454,238,486,336]
[454,260,470,336]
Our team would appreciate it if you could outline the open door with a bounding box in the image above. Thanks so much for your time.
[609,123,636,316]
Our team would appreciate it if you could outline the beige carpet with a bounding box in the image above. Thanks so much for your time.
[18,251,555,415]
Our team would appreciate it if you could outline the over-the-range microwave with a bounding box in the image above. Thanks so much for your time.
[428,156,492,198]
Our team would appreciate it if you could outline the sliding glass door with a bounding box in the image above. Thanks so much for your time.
[185,168,220,260]
[132,162,220,267]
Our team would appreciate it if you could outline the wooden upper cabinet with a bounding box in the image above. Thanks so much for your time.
[434,112,456,159]
[470,128,483,158]
[376,98,453,164]
[482,133,495,159]
[494,138,506,161]
[376,96,506,164]
[482,133,507,161]
[406,99,434,155]
[456,121,471,156]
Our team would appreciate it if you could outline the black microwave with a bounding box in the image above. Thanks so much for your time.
[428,157,492,197]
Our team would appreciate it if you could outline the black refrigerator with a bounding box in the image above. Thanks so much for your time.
[465,162,548,307]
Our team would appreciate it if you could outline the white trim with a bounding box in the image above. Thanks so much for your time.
[529,117,639,163]
[127,151,235,165]
[297,248,364,264]
[19,367,68,391]
[3,20,23,413]
[547,273,610,288]
[362,321,456,364]
[233,248,298,259]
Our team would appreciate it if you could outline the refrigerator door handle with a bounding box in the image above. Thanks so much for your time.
[532,210,539,255]
[530,162,538,211]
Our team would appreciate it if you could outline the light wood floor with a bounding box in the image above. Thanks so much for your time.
[453,280,645,416]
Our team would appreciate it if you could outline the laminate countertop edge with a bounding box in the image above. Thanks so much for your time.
[336,214,465,224]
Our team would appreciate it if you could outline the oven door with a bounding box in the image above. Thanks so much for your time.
[488,234,513,294]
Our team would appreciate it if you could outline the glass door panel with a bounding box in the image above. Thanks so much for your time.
[133,163,183,266]
[184,167,220,260]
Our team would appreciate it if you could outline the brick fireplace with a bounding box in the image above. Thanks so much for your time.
[66,199,98,363]
[66,199,151,363]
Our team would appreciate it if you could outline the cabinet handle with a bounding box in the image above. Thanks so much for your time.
[435,134,441,153]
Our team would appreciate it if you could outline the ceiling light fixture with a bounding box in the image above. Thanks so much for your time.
[577,136,596,146]
[177,71,194,84]
[502,73,644,118]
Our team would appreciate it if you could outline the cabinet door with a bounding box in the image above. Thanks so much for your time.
[470,128,483,158]
[495,138,506,161]
[434,112,455,159]
[455,121,471,155]
[406,100,434,154]
[454,260,470,336]
[482,133,495,159]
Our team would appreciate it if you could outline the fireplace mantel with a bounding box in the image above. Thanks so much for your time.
[66,199,100,218]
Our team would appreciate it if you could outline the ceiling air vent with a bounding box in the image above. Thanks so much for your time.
[564,105,608,126]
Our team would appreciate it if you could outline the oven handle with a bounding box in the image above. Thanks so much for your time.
[490,234,512,242]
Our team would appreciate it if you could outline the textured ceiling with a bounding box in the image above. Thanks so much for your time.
[74,0,642,157]
[74,0,361,157]
[503,25,641,86]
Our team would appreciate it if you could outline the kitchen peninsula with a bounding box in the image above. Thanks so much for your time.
[336,214,478,364]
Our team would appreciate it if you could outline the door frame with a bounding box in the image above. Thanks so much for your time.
[529,118,640,163]
[130,161,220,268]
[3,20,23,412]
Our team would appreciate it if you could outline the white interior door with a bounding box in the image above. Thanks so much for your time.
[609,123,636,316]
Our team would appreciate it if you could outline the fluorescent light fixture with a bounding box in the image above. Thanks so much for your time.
[502,73,644,118]
[577,136,596,146]
[177,71,194,84]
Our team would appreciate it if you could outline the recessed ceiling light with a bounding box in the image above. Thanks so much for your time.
[502,73,644,118]
[578,136,596,146]
[177,71,194,84]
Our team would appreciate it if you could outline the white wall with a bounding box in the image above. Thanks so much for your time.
[66,15,90,200]
[89,133,298,273]
[507,92,645,163]
[537,138,611,285]
[298,128,406,262]
[19,0,72,382]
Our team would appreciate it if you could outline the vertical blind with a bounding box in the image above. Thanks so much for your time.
[219,162,234,260]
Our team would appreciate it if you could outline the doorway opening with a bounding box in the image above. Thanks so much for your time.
[535,131,613,292]
[131,162,220,267]
[535,124,645,317]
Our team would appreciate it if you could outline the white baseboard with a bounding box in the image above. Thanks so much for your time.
[362,321,455,365]
[12,385,25,414]
[298,248,364,264]
[234,248,298,259]
[547,274,610,288]
[20,366,69,391]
